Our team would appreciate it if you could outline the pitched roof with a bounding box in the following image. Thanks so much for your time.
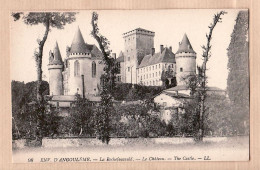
[207,86,225,91]
[70,27,90,53]
[153,91,191,99]
[163,91,191,98]
[165,85,189,91]
[49,42,63,65]
[51,95,76,101]
[86,44,103,59]
[138,47,175,68]
[116,51,124,62]
[176,34,196,54]
[165,85,225,92]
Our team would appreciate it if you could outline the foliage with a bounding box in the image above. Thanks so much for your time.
[12,12,77,145]
[112,83,164,101]
[112,100,165,137]
[205,94,234,136]
[183,11,227,141]
[91,12,119,144]
[227,11,249,135]
[69,94,95,136]
[12,12,77,101]
[161,66,177,88]
[12,80,61,141]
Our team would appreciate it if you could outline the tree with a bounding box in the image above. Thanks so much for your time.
[69,94,94,136]
[227,11,249,135]
[11,80,49,140]
[185,11,227,141]
[161,66,176,88]
[11,12,77,144]
[12,12,76,102]
[91,12,119,144]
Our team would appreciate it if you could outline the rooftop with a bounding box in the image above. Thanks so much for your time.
[70,27,90,54]
[68,27,103,59]
[49,42,63,65]
[116,51,124,62]
[165,85,225,92]
[176,34,196,54]
[138,47,175,68]
[123,27,155,36]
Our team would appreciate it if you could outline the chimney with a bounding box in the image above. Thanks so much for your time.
[112,53,116,59]
[151,48,155,56]
[169,46,172,52]
[160,45,164,54]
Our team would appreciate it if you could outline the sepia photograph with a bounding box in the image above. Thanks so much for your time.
[10,9,249,163]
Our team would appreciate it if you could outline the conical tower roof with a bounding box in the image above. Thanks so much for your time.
[70,27,88,53]
[176,33,196,54]
[51,41,63,65]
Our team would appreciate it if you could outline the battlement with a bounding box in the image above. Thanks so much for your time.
[123,28,155,38]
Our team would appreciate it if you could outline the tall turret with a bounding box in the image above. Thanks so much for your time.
[175,34,196,86]
[64,27,104,97]
[48,42,64,95]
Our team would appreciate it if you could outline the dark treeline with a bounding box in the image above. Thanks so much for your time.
[12,80,248,142]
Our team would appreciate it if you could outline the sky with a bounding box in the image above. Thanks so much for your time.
[10,9,241,90]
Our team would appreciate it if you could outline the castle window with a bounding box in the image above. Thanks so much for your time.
[117,62,121,74]
[117,76,121,82]
[156,65,157,69]
[92,61,96,78]
[156,72,157,77]
[153,66,154,70]
[128,57,130,61]
[159,64,160,68]
[74,60,80,77]
[180,68,183,72]
[153,73,154,77]
[128,67,130,72]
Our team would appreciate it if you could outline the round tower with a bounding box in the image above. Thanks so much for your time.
[175,34,196,86]
[48,42,64,95]
[65,27,104,97]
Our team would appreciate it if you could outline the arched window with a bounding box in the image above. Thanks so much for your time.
[74,60,80,76]
[92,61,96,78]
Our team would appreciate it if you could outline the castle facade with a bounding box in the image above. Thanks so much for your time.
[48,27,105,98]
[48,27,197,100]
[116,28,197,87]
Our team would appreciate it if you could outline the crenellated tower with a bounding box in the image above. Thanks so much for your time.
[175,34,196,86]
[123,28,155,84]
[48,42,64,95]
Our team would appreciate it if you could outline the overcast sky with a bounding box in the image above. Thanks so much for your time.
[10,9,242,90]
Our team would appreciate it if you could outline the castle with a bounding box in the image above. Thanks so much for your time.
[48,27,105,99]
[48,27,196,103]
[116,28,196,87]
